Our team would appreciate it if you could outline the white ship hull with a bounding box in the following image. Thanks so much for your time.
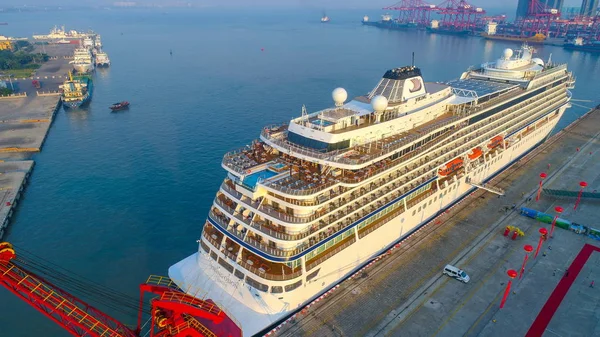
[169,103,568,336]
[73,63,94,73]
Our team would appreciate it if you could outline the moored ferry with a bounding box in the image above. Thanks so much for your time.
[169,45,574,336]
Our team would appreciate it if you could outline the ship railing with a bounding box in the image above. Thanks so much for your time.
[230,88,568,256]
[220,181,244,200]
[146,275,180,290]
[262,115,461,170]
[236,256,304,281]
[305,237,357,271]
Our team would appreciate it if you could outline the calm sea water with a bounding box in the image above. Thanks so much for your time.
[1,8,599,336]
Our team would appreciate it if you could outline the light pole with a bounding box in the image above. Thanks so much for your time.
[519,244,534,279]
[536,172,547,202]
[500,269,518,308]
[574,181,588,211]
[534,228,548,259]
[549,206,564,238]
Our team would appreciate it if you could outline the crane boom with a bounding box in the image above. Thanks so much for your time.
[0,243,242,337]
[0,242,137,337]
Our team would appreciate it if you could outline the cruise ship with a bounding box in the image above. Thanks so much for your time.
[70,47,94,73]
[169,45,574,336]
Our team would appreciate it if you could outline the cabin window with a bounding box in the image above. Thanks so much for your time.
[218,258,234,274]
[200,241,210,253]
[286,259,302,269]
[306,268,320,282]
[246,277,268,292]
[210,251,218,261]
[285,280,303,292]
[271,286,284,294]
[234,270,245,280]
[288,131,350,151]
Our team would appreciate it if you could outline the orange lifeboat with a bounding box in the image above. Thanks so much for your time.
[468,147,482,160]
[487,135,504,149]
[438,158,463,177]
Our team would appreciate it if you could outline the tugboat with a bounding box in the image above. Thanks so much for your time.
[110,101,130,111]
[60,72,92,110]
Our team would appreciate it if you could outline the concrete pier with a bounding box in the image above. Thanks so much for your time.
[0,44,75,239]
[272,106,600,337]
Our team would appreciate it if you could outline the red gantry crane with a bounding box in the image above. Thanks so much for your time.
[0,242,242,337]
[383,0,437,27]
[435,0,486,32]
[516,0,561,37]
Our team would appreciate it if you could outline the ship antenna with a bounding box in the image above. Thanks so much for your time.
[412,52,415,67]
[547,53,552,66]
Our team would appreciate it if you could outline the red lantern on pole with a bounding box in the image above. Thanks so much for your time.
[549,206,564,238]
[500,269,518,308]
[574,181,588,211]
[534,228,548,259]
[536,172,547,202]
[519,244,534,279]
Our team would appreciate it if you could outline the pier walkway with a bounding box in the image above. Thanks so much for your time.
[271,106,600,337]
[0,44,75,240]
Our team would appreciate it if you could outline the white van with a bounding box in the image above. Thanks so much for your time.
[443,264,470,283]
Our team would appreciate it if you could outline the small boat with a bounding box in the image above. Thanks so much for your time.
[487,135,504,149]
[110,101,130,111]
[468,147,483,160]
[438,158,463,176]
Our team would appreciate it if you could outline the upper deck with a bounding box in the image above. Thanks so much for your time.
[221,45,572,195]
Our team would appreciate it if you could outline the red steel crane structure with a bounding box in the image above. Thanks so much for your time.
[383,0,437,26]
[435,0,486,31]
[555,15,600,39]
[0,242,242,337]
[516,0,561,37]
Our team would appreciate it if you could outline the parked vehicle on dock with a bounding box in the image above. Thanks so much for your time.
[443,264,470,283]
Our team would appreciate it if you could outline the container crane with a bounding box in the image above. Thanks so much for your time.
[0,242,242,337]
[516,0,561,38]
[435,0,486,32]
[383,0,437,27]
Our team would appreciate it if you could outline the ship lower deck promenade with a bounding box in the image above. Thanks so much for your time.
[271,106,600,337]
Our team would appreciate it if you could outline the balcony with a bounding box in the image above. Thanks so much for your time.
[203,223,224,249]
[222,140,280,175]
[238,248,303,282]
[305,235,357,271]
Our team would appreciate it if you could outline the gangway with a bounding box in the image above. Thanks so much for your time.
[468,181,505,195]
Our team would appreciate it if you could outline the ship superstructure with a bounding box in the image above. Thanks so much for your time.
[95,50,110,67]
[70,47,94,73]
[33,25,90,40]
[169,45,574,336]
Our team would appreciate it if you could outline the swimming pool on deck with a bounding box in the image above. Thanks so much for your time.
[243,169,278,189]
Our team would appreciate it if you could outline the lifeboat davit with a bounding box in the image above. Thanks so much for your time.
[438,158,463,176]
[487,135,504,149]
[468,147,483,160]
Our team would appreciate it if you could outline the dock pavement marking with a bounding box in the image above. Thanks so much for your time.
[431,128,600,337]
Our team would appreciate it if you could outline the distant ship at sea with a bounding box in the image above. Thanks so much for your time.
[321,12,330,23]
[564,37,600,53]
[95,50,111,67]
[33,25,90,40]
[426,20,471,36]
[60,73,93,110]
